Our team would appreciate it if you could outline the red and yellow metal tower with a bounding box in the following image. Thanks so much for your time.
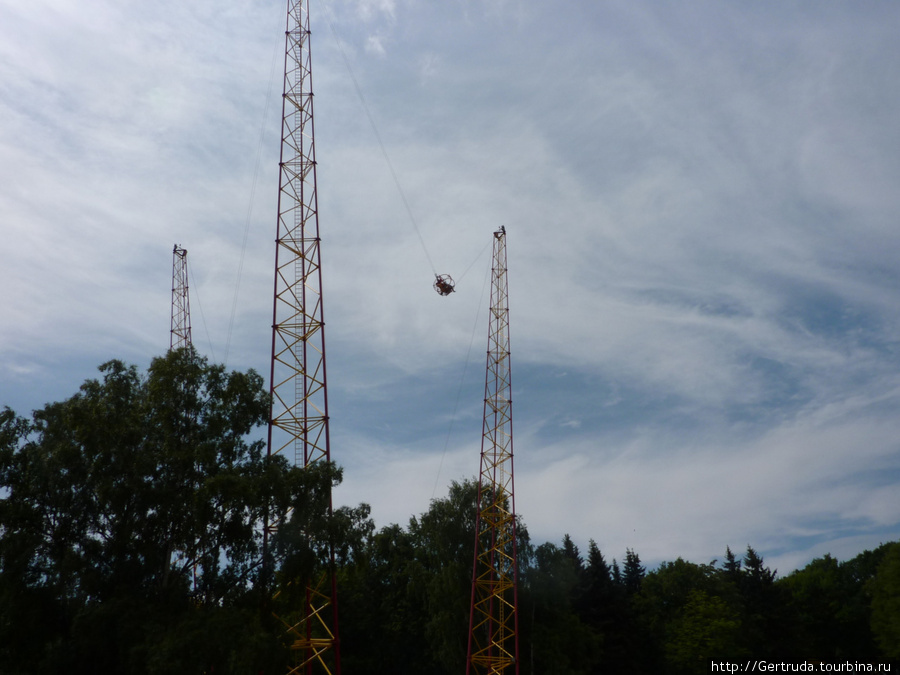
[266,1,340,672]
[170,244,192,351]
[467,226,519,675]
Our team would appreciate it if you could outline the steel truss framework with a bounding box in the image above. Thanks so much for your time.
[170,245,192,350]
[467,227,519,675]
[266,1,340,673]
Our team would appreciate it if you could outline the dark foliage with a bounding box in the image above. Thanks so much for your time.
[337,492,898,674]
[0,350,338,674]
[2,352,897,672]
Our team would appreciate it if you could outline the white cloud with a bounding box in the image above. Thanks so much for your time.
[2,0,900,574]
[513,395,900,571]
[355,0,396,23]
[364,34,387,57]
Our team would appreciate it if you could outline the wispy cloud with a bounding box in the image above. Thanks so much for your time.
[1,0,899,572]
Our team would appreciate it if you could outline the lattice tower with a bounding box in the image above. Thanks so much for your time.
[265,1,340,672]
[467,226,519,675]
[170,245,192,351]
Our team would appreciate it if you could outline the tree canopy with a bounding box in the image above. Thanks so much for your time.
[0,349,339,674]
[1,351,897,673]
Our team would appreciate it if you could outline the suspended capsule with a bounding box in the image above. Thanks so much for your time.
[433,274,455,296]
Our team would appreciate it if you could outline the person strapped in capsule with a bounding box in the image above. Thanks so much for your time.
[433,274,455,296]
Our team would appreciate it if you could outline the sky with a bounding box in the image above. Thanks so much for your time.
[2,0,900,575]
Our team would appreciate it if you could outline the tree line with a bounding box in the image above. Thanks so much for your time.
[1,351,897,673]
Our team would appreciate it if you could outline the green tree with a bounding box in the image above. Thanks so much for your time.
[778,545,890,660]
[737,546,792,659]
[840,543,895,659]
[869,542,900,659]
[636,557,745,673]
[721,546,741,585]
[664,589,744,673]
[406,478,485,673]
[579,541,642,673]
[337,521,430,673]
[0,349,340,674]
[581,539,613,623]
[562,533,583,570]
[521,541,601,675]
[335,478,533,675]
[623,548,646,596]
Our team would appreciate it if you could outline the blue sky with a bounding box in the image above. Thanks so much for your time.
[2,0,900,574]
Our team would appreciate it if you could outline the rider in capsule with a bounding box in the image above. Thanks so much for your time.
[434,274,455,296]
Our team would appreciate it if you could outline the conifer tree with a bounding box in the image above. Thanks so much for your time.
[623,548,645,595]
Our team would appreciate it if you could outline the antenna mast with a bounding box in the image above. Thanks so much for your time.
[467,226,519,675]
[170,244,192,351]
[265,1,340,672]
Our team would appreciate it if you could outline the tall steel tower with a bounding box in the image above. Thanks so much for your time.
[170,244,192,350]
[265,1,340,673]
[467,226,519,675]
